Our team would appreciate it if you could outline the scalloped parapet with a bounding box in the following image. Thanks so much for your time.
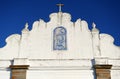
[0,11,120,79]
[0,12,120,60]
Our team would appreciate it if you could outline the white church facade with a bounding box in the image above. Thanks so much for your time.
[0,4,120,79]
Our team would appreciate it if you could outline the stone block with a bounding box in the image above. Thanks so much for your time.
[10,65,29,79]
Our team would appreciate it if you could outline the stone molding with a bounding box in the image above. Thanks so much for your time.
[10,65,29,69]
[94,65,112,69]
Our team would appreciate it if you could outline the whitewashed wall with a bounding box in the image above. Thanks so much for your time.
[0,12,120,79]
[0,71,10,79]
[27,70,95,79]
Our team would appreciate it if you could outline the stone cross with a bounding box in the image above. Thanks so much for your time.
[56,4,64,12]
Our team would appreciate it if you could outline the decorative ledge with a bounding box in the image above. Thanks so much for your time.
[9,65,29,69]
[94,65,112,69]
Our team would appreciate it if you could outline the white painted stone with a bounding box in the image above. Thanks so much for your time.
[27,70,95,79]
[13,58,28,65]
[111,70,120,79]
[94,57,108,64]
[0,71,10,79]
[0,60,12,68]
[100,34,120,58]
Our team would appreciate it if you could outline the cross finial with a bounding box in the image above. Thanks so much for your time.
[56,3,64,12]
[25,22,28,29]
[92,22,96,28]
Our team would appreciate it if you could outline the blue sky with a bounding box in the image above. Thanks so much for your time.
[0,0,120,47]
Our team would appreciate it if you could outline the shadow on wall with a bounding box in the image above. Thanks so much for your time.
[91,59,96,79]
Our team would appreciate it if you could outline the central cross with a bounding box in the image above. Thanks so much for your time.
[56,4,64,12]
